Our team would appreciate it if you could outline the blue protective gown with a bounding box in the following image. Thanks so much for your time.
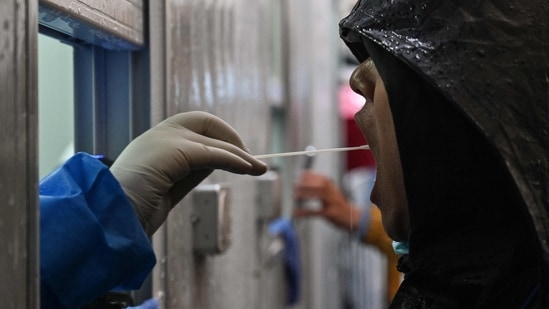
[39,153,156,308]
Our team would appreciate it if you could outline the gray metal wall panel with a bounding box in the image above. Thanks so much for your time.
[151,0,342,308]
[0,0,39,307]
[154,0,286,308]
[283,1,342,309]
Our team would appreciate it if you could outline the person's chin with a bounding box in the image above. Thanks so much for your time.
[372,187,410,241]
[384,213,410,242]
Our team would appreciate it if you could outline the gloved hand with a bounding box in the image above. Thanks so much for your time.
[110,111,267,236]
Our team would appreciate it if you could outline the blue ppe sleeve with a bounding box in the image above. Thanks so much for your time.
[39,152,156,309]
[269,218,300,305]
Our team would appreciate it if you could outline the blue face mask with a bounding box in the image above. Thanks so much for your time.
[392,241,409,256]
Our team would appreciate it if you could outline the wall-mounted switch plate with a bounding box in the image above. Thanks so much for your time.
[255,170,281,221]
[192,184,231,254]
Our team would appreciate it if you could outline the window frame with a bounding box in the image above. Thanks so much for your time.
[37,0,152,303]
[38,1,150,160]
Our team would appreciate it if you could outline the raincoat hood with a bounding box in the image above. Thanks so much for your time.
[340,0,548,306]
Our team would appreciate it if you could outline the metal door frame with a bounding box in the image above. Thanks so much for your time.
[0,0,39,307]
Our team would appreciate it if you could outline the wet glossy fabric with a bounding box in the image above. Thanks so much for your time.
[339,0,549,233]
[40,153,156,308]
[339,0,548,307]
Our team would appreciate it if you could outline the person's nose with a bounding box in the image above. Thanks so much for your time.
[349,62,374,101]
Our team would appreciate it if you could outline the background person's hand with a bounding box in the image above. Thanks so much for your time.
[294,171,361,231]
[110,111,267,236]
[294,171,401,301]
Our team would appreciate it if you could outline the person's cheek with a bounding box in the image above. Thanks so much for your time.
[355,105,377,156]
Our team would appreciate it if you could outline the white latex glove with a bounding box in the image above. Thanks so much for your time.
[110,111,267,236]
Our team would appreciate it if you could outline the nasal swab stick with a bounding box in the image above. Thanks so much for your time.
[254,145,370,159]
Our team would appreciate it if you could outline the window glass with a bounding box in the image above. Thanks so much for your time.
[38,34,75,179]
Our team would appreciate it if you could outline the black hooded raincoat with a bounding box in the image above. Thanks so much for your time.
[340,0,548,308]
